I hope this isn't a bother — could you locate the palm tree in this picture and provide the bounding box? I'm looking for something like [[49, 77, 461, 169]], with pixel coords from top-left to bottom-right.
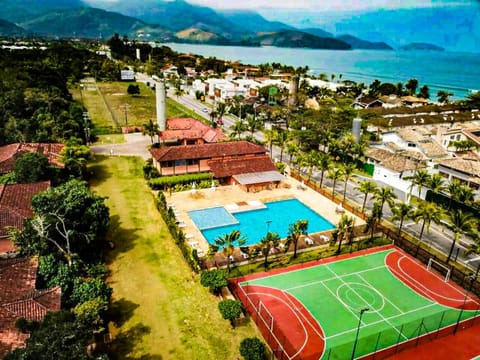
[[412, 201, 444, 253], [317, 153, 332, 188], [391, 202, 413, 235], [245, 114, 262, 136], [263, 128, 278, 159], [275, 130, 289, 162], [209, 109, 218, 125], [214, 230, 247, 272], [413, 169, 430, 197], [445, 209, 478, 263], [286, 141, 299, 164], [216, 101, 228, 124], [230, 119, 246, 139], [256, 232, 281, 270], [285, 220, 309, 258], [427, 174, 445, 193], [341, 163, 356, 203], [174, 87, 184, 98], [328, 168, 344, 197], [357, 180, 378, 213], [298, 150, 318, 182], [336, 214, 354, 254], [142, 119, 159, 144], [374, 186, 397, 221]]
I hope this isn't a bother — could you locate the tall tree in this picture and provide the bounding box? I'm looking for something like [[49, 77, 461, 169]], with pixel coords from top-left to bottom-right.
[[275, 130, 289, 162], [262, 128, 278, 159], [374, 186, 397, 222], [336, 214, 354, 254], [427, 173, 445, 193], [214, 230, 246, 273], [317, 153, 332, 188], [328, 168, 344, 197], [341, 163, 356, 203], [357, 180, 378, 213], [437, 90, 453, 104], [256, 232, 280, 270], [405, 78, 419, 96], [413, 169, 430, 197], [391, 202, 413, 235], [412, 201, 444, 252], [142, 119, 159, 144], [445, 209, 477, 263], [285, 220, 309, 258], [418, 85, 430, 99], [13, 152, 50, 183]]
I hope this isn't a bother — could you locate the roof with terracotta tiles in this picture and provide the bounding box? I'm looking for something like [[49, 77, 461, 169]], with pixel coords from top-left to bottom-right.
[[0, 143, 64, 174], [150, 141, 267, 162], [365, 148, 425, 173], [0, 257, 61, 357], [0, 181, 50, 238], [159, 118, 226, 143], [207, 155, 277, 178]]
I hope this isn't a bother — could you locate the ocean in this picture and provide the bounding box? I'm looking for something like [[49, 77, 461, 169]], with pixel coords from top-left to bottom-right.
[[163, 43, 480, 100]]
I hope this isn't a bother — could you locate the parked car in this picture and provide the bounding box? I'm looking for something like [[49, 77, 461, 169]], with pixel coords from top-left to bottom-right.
[[202, 107, 209, 112], [216, 119, 224, 125]]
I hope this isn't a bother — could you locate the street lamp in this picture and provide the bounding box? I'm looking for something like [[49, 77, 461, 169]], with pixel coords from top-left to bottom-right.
[[351, 308, 369, 360], [266, 220, 272, 233]]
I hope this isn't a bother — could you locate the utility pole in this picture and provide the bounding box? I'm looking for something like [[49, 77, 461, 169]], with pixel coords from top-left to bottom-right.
[[122, 103, 130, 133], [82, 112, 90, 145]]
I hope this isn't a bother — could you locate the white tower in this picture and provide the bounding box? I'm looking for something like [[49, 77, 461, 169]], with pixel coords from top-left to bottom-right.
[[352, 117, 362, 143], [156, 80, 166, 131]]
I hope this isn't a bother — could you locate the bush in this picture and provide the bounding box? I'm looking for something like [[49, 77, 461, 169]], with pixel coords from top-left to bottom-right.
[[149, 173, 214, 190], [240, 337, 267, 360], [218, 299, 243, 327], [200, 269, 227, 295]]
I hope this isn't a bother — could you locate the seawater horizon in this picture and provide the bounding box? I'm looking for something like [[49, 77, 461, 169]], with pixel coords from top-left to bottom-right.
[[162, 43, 480, 100]]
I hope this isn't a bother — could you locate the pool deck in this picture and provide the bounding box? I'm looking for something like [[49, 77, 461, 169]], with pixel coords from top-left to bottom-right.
[[167, 175, 365, 256]]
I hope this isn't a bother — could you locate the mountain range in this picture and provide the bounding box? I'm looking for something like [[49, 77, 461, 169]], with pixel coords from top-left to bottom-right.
[[0, 0, 475, 52]]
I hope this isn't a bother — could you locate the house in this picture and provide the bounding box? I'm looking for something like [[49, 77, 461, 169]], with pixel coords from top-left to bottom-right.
[[0, 181, 50, 253], [150, 141, 283, 191], [159, 118, 226, 146], [396, 128, 448, 159], [0, 143, 64, 175], [379, 95, 403, 108], [161, 64, 178, 78], [400, 96, 429, 107], [352, 96, 384, 109], [365, 147, 426, 200], [0, 257, 61, 357], [438, 158, 480, 193]]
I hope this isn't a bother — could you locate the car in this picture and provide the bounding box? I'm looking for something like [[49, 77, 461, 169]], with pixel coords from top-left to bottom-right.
[[216, 119, 224, 125], [202, 107, 209, 113]]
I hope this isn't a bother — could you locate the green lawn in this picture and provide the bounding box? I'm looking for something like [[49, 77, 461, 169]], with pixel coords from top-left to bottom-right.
[[89, 156, 259, 360], [72, 81, 210, 135]]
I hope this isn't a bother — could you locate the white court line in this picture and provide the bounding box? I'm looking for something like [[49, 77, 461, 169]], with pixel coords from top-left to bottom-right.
[[247, 291, 308, 360], [356, 273, 405, 314], [326, 303, 437, 340], [285, 265, 386, 292], [240, 248, 393, 286], [395, 254, 480, 305], [324, 265, 409, 341]]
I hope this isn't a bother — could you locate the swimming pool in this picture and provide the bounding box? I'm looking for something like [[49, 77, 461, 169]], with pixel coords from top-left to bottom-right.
[[188, 198, 335, 246]]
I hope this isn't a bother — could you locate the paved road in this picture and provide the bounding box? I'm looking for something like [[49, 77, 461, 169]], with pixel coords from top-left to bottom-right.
[[162, 83, 480, 272]]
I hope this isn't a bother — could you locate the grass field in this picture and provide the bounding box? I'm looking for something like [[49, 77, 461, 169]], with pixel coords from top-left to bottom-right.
[[236, 247, 480, 359], [72, 81, 209, 135], [89, 156, 260, 359]]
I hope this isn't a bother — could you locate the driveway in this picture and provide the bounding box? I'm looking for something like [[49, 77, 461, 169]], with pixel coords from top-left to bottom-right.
[[90, 133, 151, 159]]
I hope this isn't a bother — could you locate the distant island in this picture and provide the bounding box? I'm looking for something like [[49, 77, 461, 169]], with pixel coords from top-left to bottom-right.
[[398, 42, 445, 51]]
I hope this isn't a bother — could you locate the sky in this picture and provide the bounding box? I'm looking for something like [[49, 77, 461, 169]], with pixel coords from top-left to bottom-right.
[[185, 0, 472, 11], [90, 0, 474, 11]]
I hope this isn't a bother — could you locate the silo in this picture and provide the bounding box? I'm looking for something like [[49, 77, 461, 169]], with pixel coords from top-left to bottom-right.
[[156, 80, 166, 131], [352, 117, 362, 143]]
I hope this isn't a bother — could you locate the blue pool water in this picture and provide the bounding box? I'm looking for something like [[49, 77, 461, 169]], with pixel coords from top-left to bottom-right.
[[188, 207, 238, 230], [190, 198, 335, 246]]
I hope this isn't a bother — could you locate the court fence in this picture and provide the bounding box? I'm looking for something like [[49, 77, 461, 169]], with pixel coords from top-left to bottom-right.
[[232, 281, 480, 360]]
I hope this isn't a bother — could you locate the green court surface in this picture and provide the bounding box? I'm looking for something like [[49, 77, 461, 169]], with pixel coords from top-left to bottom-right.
[[240, 249, 479, 359]]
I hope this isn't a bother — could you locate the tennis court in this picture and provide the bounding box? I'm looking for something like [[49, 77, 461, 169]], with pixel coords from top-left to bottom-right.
[[232, 246, 480, 359]]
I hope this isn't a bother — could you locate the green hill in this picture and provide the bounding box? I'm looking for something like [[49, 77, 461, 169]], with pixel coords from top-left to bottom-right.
[[0, 18, 27, 36], [256, 30, 351, 50], [337, 35, 392, 50], [19, 7, 172, 39]]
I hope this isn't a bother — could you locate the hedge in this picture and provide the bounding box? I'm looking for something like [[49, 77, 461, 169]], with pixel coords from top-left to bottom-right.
[[149, 172, 216, 191]]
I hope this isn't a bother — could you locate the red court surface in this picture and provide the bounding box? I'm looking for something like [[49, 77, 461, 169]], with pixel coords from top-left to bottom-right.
[[232, 245, 480, 360]]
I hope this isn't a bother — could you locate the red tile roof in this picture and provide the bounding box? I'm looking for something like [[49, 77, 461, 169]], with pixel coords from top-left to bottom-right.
[[0, 143, 65, 174], [208, 155, 277, 178], [0, 181, 50, 238], [159, 118, 226, 143], [0, 257, 61, 357], [150, 141, 267, 162]]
